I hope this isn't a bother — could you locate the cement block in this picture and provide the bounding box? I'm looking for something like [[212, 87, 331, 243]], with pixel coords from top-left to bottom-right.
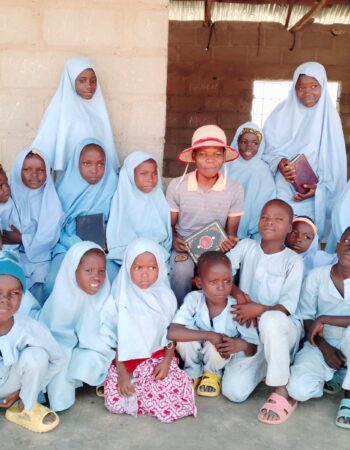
[[0, 7, 38, 45]]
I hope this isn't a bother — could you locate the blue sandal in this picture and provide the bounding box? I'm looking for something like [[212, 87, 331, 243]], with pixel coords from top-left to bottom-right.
[[324, 368, 346, 395], [335, 398, 350, 429]]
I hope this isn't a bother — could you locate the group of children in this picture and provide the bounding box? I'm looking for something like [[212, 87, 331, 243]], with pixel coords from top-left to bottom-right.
[[1, 57, 350, 433]]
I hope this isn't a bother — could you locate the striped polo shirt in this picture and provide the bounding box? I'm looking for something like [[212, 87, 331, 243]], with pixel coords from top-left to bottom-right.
[[166, 170, 244, 238]]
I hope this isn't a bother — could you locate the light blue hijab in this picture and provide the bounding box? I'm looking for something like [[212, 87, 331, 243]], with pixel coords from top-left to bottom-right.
[[263, 62, 347, 240], [224, 122, 276, 240], [326, 180, 350, 253], [9, 149, 64, 287], [54, 137, 118, 255], [106, 151, 172, 264]]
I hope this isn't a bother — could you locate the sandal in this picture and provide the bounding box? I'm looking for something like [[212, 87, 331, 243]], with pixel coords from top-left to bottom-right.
[[96, 383, 105, 397], [257, 392, 298, 425], [192, 377, 201, 390], [324, 368, 346, 395], [5, 402, 59, 433], [196, 371, 221, 397], [335, 398, 350, 429]]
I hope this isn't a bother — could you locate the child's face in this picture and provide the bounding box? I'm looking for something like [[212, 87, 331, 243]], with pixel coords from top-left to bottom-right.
[[286, 221, 315, 254], [130, 251, 159, 289], [75, 68, 97, 100], [75, 250, 106, 295], [0, 275, 22, 323], [258, 202, 292, 242], [295, 75, 321, 108], [195, 261, 232, 305], [21, 154, 47, 189], [134, 159, 158, 193], [193, 146, 225, 178], [336, 229, 350, 269], [238, 132, 260, 160], [0, 171, 10, 203], [79, 144, 106, 185]]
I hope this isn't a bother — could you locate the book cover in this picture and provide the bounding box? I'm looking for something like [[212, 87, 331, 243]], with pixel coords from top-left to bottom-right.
[[185, 220, 228, 264], [76, 213, 106, 249], [289, 153, 318, 194]]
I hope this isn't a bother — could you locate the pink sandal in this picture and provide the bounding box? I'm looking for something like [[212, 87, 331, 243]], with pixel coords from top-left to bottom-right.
[[257, 392, 298, 425]]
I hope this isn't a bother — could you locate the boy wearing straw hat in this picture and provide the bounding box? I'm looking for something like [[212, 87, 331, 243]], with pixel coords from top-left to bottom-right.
[[166, 125, 244, 305]]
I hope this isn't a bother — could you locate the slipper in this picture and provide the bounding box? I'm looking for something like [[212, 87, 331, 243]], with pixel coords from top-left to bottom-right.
[[335, 398, 350, 429], [96, 383, 105, 397], [192, 377, 201, 390], [5, 402, 59, 433], [196, 371, 221, 397], [257, 392, 298, 425], [324, 368, 346, 395]]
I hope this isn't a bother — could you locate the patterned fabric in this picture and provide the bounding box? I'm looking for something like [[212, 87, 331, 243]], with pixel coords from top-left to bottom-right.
[[104, 356, 196, 423]]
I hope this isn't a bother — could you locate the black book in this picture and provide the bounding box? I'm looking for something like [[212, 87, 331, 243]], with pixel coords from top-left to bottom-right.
[[76, 213, 105, 248], [185, 221, 228, 264]]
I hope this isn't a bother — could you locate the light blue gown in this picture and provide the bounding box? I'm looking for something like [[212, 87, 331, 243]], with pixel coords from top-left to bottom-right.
[[225, 122, 276, 240], [326, 181, 350, 253]]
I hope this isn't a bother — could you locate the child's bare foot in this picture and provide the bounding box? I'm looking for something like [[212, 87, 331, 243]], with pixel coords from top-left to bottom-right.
[[258, 386, 297, 424]]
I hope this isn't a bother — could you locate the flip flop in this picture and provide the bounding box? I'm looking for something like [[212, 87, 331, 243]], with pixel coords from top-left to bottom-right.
[[96, 383, 105, 397], [257, 392, 298, 425], [324, 368, 346, 395], [192, 377, 201, 390], [335, 398, 350, 429], [196, 371, 221, 397], [5, 402, 59, 433]]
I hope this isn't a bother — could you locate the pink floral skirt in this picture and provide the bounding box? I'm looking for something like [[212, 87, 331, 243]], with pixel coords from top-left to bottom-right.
[[104, 356, 197, 423]]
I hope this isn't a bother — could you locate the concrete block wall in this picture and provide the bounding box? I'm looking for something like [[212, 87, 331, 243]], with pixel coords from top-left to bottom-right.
[[165, 21, 350, 177], [0, 0, 169, 171]]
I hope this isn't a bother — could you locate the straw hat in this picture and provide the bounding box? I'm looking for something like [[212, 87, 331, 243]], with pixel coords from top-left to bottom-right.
[[177, 125, 239, 164]]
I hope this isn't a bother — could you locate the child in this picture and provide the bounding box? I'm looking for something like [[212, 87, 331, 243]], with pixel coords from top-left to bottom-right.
[[326, 180, 350, 253], [31, 56, 119, 172], [263, 62, 347, 240], [0, 164, 20, 255], [287, 227, 350, 429], [5, 150, 64, 302], [166, 125, 244, 304], [286, 216, 337, 277], [43, 137, 118, 299], [104, 238, 196, 423], [227, 199, 304, 424], [40, 241, 115, 412], [225, 122, 275, 240], [0, 252, 63, 432], [106, 151, 172, 265], [168, 251, 259, 398]]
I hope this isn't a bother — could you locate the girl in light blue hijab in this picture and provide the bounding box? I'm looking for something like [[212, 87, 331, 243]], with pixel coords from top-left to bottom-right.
[[106, 151, 172, 265], [224, 122, 275, 240], [43, 138, 118, 300], [326, 180, 350, 254]]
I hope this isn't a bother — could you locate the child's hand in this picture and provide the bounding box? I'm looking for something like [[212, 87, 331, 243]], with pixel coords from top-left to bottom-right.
[[208, 331, 223, 346], [173, 234, 188, 254], [307, 317, 324, 346], [118, 373, 135, 397], [0, 390, 20, 408], [232, 289, 251, 305], [294, 184, 317, 202], [232, 302, 264, 325], [219, 235, 238, 253], [318, 339, 346, 370], [278, 158, 296, 183], [215, 336, 240, 359], [2, 225, 22, 245], [153, 360, 171, 380]]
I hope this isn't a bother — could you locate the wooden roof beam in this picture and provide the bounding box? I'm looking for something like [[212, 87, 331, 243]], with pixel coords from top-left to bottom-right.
[[289, 0, 328, 32]]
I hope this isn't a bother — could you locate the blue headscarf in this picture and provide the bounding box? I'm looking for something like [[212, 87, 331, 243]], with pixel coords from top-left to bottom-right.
[[54, 137, 118, 255], [224, 122, 276, 240], [106, 151, 171, 264], [263, 62, 347, 240], [9, 149, 64, 287]]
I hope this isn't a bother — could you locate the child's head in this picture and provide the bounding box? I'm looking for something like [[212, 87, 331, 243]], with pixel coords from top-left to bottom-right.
[[134, 158, 158, 193], [130, 251, 159, 289], [79, 144, 106, 185], [75, 248, 106, 295], [259, 199, 293, 243], [0, 254, 26, 324], [336, 227, 350, 269], [21, 151, 47, 189], [286, 216, 316, 254], [75, 68, 97, 100], [195, 251, 232, 304], [237, 127, 262, 161], [295, 74, 321, 108], [177, 125, 239, 175], [0, 165, 10, 203]]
